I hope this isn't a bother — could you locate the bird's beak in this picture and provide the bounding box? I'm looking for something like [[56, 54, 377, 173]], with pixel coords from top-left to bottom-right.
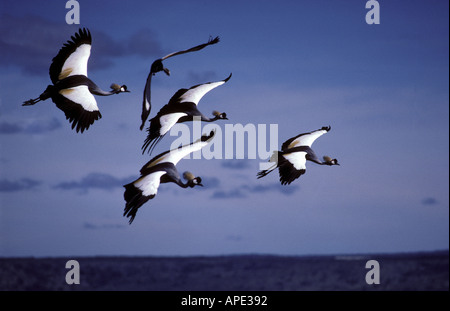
[[198, 183, 204, 187], [163, 68, 171, 76]]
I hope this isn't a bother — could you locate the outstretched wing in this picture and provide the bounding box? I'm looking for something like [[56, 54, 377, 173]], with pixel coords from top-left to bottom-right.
[[278, 151, 308, 185], [49, 28, 92, 84], [170, 73, 232, 106], [161, 36, 220, 60], [123, 168, 166, 224], [139, 36, 220, 131], [140, 72, 153, 130], [281, 126, 330, 151], [141, 130, 216, 174], [52, 85, 101, 133]]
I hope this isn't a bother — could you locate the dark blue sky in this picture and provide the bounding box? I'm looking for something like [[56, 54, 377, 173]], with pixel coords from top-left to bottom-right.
[[0, 0, 448, 257]]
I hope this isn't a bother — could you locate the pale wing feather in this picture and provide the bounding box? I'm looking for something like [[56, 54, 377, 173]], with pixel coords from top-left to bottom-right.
[[143, 74, 151, 111], [287, 129, 328, 148], [283, 152, 307, 171], [59, 85, 98, 112], [159, 112, 187, 136], [134, 171, 166, 197], [178, 80, 226, 105], [58, 44, 91, 80], [154, 135, 213, 166]]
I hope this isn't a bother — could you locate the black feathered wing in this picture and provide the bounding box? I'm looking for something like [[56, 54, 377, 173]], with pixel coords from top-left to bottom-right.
[[49, 28, 92, 84], [160, 36, 220, 60], [281, 126, 330, 151], [139, 36, 220, 131], [52, 85, 101, 133], [140, 73, 152, 130]]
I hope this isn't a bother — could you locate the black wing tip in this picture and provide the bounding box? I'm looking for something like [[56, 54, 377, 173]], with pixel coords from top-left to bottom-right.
[[200, 130, 215, 142], [208, 36, 220, 44], [321, 125, 331, 132], [49, 28, 91, 83], [142, 134, 164, 155], [70, 110, 101, 133], [123, 183, 153, 225], [123, 183, 142, 225], [70, 27, 92, 45], [279, 170, 304, 185], [223, 73, 232, 82]]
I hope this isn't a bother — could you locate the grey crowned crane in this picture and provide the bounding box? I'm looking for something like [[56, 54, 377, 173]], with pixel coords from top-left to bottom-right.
[[123, 130, 216, 224], [23, 28, 129, 133], [140, 36, 220, 130], [141, 73, 231, 154], [257, 126, 339, 185]]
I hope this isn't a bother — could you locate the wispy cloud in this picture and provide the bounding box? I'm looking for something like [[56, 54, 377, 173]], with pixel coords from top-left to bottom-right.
[[0, 14, 163, 74], [83, 222, 125, 230], [125, 28, 163, 57], [54, 172, 132, 193], [221, 159, 252, 170], [0, 118, 62, 135], [211, 188, 246, 199], [421, 197, 439, 206], [210, 181, 299, 199], [0, 121, 22, 134], [226, 235, 243, 242], [186, 70, 218, 84], [243, 183, 300, 195], [196, 176, 221, 190], [0, 178, 42, 192]]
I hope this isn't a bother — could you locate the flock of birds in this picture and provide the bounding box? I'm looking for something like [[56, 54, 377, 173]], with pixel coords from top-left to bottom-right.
[[24, 28, 339, 224]]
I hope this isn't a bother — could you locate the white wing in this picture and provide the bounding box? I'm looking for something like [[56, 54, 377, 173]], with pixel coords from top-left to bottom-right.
[[284, 127, 330, 149], [145, 131, 215, 169], [159, 112, 188, 136], [58, 44, 91, 80], [134, 171, 166, 197], [50, 29, 93, 83], [59, 85, 98, 112], [177, 73, 232, 106], [283, 152, 307, 171]]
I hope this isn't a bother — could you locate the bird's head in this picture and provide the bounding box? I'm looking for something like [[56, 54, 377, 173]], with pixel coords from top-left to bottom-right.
[[323, 156, 340, 166], [212, 110, 228, 120], [183, 171, 203, 187], [151, 59, 170, 76], [110, 84, 130, 93]]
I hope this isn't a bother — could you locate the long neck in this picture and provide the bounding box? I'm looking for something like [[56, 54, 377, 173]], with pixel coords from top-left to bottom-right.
[[87, 80, 117, 96], [201, 115, 220, 122], [312, 159, 325, 165], [302, 148, 324, 165], [173, 177, 189, 188], [179, 113, 218, 123], [162, 166, 190, 188]]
